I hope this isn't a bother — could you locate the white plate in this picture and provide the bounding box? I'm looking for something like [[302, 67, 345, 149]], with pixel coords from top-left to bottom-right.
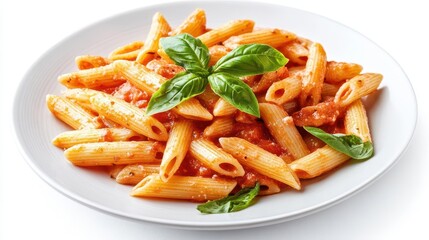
[[13, 1, 417, 230]]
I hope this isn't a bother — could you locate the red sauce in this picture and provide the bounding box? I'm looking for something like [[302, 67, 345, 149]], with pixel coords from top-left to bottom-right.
[[112, 81, 150, 108], [176, 156, 215, 178]]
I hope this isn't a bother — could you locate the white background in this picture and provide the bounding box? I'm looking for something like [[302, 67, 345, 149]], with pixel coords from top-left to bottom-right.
[[1, 0, 427, 239]]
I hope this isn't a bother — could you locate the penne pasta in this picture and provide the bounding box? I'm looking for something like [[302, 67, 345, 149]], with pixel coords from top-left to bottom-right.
[[156, 48, 174, 64], [223, 28, 296, 50], [212, 98, 237, 116], [252, 66, 288, 93], [288, 66, 306, 78], [64, 141, 164, 166], [109, 165, 125, 179], [219, 137, 301, 190], [344, 99, 372, 142], [172, 98, 213, 121], [113, 60, 166, 95], [321, 82, 342, 97], [46, 95, 102, 130], [52, 128, 145, 149], [325, 61, 363, 83], [259, 103, 310, 159], [278, 40, 309, 65], [189, 139, 245, 177], [299, 42, 327, 107], [136, 12, 171, 65], [196, 86, 220, 109], [198, 19, 255, 47], [160, 120, 193, 182], [88, 91, 169, 141], [203, 117, 234, 138], [75, 55, 111, 70], [265, 75, 302, 105], [108, 41, 144, 61], [208, 45, 230, 66], [116, 164, 160, 185], [58, 64, 126, 89], [258, 178, 281, 196], [170, 8, 206, 37], [289, 145, 350, 179], [62, 88, 99, 113], [131, 174, 237, 201], [334, 73, 383, 108]]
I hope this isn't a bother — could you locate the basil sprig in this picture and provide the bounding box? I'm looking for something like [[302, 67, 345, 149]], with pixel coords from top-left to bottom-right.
[[197, 182, 260, 214], [146, 34, 288, 117], [303, 126, 374, 160]]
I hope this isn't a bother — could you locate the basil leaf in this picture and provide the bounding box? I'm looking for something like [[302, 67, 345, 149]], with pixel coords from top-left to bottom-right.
[[212, 44, 288, 77], [146, 72, 207, 115], [197, 183, 260, 214], [160, 34, 210, 76], [208, 72, 260, 117], [303, 126, 374, 160]]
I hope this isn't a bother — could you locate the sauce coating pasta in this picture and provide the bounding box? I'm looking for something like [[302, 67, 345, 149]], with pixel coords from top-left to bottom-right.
[[47, 9, 382, 210]]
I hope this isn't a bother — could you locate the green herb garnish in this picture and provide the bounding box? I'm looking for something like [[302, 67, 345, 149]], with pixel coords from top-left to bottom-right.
[[303, 126, 374, 160], [146, 34, 288, 117], [197, 182, 260, 214]]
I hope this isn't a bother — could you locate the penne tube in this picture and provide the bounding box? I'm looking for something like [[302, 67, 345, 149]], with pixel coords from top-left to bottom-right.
[[170, 8, 206, 37], [296, 37, 313, 48], [203, 117, 234, 138], [131, 174, 237, 201], [145, 58, 185, 79], [208, 45, 230, 66], [136, 12, 171, 65], [223, 28, 296, 50], [108, 41, 144, 61], [325, 61, 363, 83], [258, 178, 281, 196], [299, 42, 327, 107], [334, 73, 383, 108], [259, 103, 310, 159], [289, 145, 350, 179], [198, 19, 255, 47], [116, 164, 160, 185], [156, 48, 174, 64], [288, 66, 306, 78], [113, 60, 166, 95], [52, 128, 145, 149], [235, 111, 257, 124], [160, 120, 193, 182], [344, 99, 372, 142], [62, 88, 100, 113], [219, 137, 301, 190], [212, 98, 237, 116], [265, 75, 302, 105], [172, 98, 213, 121], [283, 100, 299, 114], [278, 41, 309, 66], [109, 165, 125, 179], [252, 66, 288, 93], [89, 91, 169, 141], [189, 139, 245, 177], [58, 64, 125, 89], [75, 55, 111, 70], [196, 86, 220, 109], [46, 95, 102, 130], [64, 141, 164, 166], [321, 82, 342, 97]]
